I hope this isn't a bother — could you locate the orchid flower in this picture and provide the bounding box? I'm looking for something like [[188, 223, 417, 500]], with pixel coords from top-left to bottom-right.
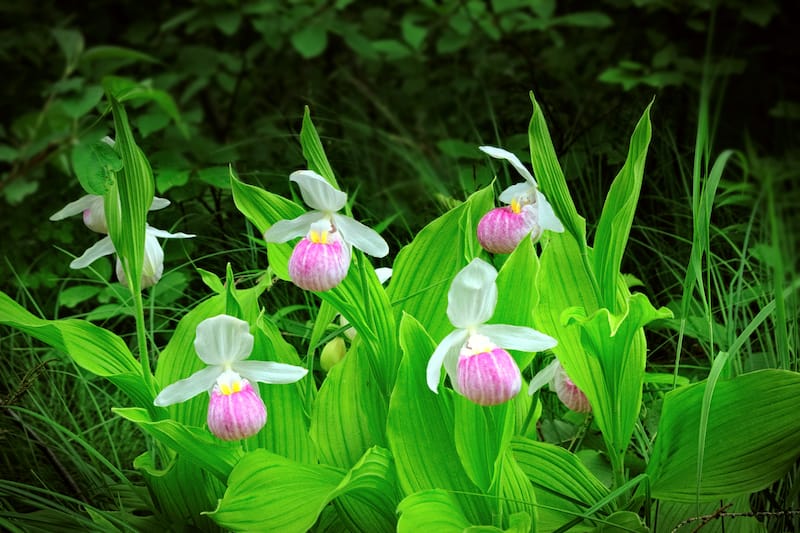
[[154, 314, 308, 441], [69, 225, 194, 288], [477, 146, 564, 254], [263, 170, 389, 291], [426, 258, 557, 405], [50, 195, 171, 234], [529, 358, 591, 413]]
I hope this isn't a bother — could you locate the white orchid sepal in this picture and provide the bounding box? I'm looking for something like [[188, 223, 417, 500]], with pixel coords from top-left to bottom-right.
[[50, 194, 171, 234]]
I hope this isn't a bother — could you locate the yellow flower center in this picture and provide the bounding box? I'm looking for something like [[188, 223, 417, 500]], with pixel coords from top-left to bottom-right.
[[310, 228, 329, 244], [510, 198, 522, 214], [219, 380, 243, 395]]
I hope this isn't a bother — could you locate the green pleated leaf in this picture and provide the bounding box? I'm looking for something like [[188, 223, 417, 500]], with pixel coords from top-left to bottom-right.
[[498, 450, 538, 528], [493, 237, 540, 369], [397, 490, 474, 532], [0, 291, 151, 408], [133, 451, 223, 530], [103, 95, 155, 297], [453, 397, 513, 492], [654, 496, 764, 533], [113, 407, 243, 483], [528, 91, 586, 247], [309, 340, 388, 469], [592, 100, 653, 312], [511, 436, 610, 530], [300, 107, 338, 187], [208, 447, 397, 532], [647, 369, 800, 502], [562, 292, 672, 471], [387, 313, 491, 523], [230, 169, 302, 281], [386, 185, 494, 343]]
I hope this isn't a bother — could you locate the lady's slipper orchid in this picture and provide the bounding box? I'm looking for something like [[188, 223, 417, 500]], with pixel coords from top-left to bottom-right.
[[50, 195, 170, 234], [528, 358, 591, 413], [263, 170, 389, 291], [69, 225, 194, 289], [426, 258, 557, 405], [477, 146, 564, 253], [154, 314, 308, 441]]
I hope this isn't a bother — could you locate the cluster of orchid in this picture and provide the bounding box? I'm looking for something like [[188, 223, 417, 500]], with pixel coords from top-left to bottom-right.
[[52, 143, 588, 442]]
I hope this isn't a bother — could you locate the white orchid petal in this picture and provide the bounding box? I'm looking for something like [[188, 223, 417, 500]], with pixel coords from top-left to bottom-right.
[[527, 359, 560, 395], [426, 329, 469, 393], [50, 195, 99, 220], [194, 315, 254, 365], [153, 365, 222, 406], [376, 267, 393, 284], [69, 236, 115, 269], [264, 211, 324, 243], [498, 182, 535, 205], [477, 323, 557, 352], [447, 259, 498, 329], [290, 170, 347, 212], [146, 226, 195, 239], [149, 197, 171, 211], [332, 214, 389, 258], [233, 360, 308, 384], [535, 191, 564, 233], [479, 145, 537, 185]]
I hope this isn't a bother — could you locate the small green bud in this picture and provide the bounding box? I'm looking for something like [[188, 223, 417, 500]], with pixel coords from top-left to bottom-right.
[[320, 337, 347, 372]]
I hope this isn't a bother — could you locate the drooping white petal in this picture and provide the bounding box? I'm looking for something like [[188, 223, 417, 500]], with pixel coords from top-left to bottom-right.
[[290, 170, 347, 213], [234, 360, 308, 384], [479, 146, 537, 185], [146, 225, 196, 239], [527, 359, 560, 395], [50, 195, 99, 220], [477, 323, 557, 352], [264, 211, 324, 243], [498, 182, 534, 205], [149, 197, 171, 211], [332, 214, 389, 258], [535, 191, 564, 233], [141, 233, 165, 288], [376, 267, 393, 284], [194, 315, 254, 365], [446, 259, 498, 329], [426, 328, 469, 393], [153, 365, 222, 406], [69, 236, 116, 269]]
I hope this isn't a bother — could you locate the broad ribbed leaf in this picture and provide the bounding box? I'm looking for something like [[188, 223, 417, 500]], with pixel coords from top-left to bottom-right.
[[300, 107, 338, 187], [654, 496, 764, 533], [113, 407, 243, 482], [309, 340, 388, 469], [0, 291, 150, 408], [563, 292, 672, 478], [592, 101, 653, 312], [527, 91, 586, 247], [209, 447, 397, 532], [647, 369, 800, 502], [386, 185, 494, 343], [498, 450, 538, 528], [387, 314, 491, 523], [512, 436, 610, 530], [103, 95, 154, 296], [133, 451, 223, 530], [397, 490, 475, 532], [493, 237, 540, 369], [453, 398, 512, 492]]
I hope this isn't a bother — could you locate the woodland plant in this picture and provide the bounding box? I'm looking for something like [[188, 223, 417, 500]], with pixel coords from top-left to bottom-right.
[[1, 85, 799, 533]]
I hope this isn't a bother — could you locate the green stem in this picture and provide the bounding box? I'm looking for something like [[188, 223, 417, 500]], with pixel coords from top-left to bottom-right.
[[132, 289, 155, 399]]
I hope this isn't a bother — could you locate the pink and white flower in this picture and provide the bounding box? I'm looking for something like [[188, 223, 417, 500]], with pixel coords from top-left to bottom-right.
[[263, 170, 388, 291], [69, 225, 194, 289], [528, 358, 591, 413], [477, 146, 564, 253], [154, 315, 308, 441], [426, 258, 557, 406], [50, 194, 170, 234]]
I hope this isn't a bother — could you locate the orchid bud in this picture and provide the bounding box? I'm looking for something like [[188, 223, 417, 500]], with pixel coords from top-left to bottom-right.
[[320, 337, 347, 372]]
